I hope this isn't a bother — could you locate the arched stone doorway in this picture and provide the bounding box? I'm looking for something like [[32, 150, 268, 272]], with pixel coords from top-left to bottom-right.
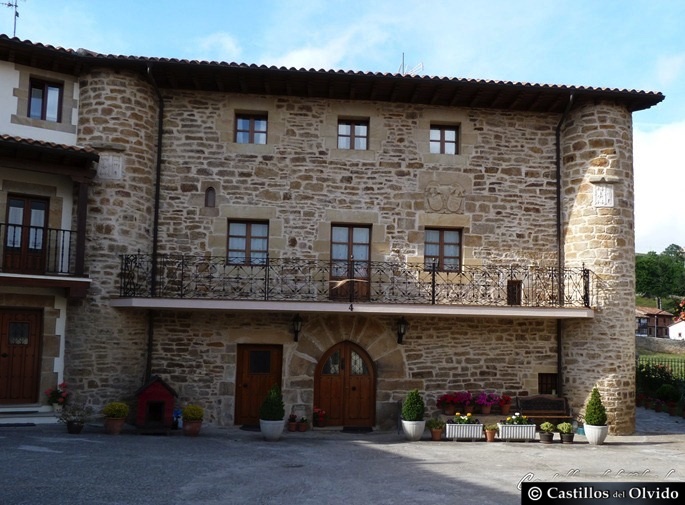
[[314, 340, 375, 427]]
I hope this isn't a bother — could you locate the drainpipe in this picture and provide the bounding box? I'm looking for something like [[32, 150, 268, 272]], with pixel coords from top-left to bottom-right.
[[555, 93, 574, 396], [145, 64, 165, 382]]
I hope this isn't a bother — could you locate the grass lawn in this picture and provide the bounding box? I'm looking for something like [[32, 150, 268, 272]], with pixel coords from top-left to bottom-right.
[[638, 351, 685, 360]]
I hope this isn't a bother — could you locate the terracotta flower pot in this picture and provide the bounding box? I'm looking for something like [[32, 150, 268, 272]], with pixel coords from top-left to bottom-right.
[[430, 428, 443, 441], [485, 429, 497, 442], [480, 404, 492, 415], [287, 422, 297, 432], [104, 417, 126, 435], [183, 420, 202, 437], [500, 404, 511, 415]]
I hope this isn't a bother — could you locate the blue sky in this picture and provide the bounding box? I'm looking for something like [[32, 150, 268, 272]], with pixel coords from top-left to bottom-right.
[[3, 0, 684, 253]]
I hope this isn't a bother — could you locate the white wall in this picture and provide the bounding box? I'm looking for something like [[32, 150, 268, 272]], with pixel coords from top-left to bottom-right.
[[668, 321, 685, 340]]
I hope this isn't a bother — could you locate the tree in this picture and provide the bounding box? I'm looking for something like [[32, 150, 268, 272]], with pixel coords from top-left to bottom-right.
[[635, 244, 685, 303]]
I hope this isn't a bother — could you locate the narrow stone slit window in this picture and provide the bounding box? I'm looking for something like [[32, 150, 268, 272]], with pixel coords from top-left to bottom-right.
[[204, 187, 216, 208]]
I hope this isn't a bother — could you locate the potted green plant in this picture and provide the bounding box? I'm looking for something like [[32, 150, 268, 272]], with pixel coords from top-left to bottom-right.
[[538, 421, 556, 444], [259, 385, 285, 441], [102, 401, 129, 435], [426, 417, 445, 441], [400, 389, 425, 441], [583, 387, 608, 445], [655, 384, 681, 414], [557, 422, 575, 444], [182, 404, 204, 436], [58, 403, 94, 434], [484, 423, 499, 442]]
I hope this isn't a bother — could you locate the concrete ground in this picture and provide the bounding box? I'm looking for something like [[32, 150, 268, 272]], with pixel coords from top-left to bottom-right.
[[0, 408, 683, 505]]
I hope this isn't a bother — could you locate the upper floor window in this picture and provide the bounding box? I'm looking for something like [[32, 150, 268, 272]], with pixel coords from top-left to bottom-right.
[[424, 228, 461, 272], [28, 79, 62, 122], [235, 114, 267, 144], [429, 124, 459, 154], [227, 220, 268, 265], [337, 119, 369, 150]]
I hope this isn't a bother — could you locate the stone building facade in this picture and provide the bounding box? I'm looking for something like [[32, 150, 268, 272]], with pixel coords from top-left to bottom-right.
[[0, 35, 663, 433]]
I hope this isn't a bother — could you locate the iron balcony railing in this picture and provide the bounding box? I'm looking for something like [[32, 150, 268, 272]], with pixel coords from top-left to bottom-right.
[[119, 254, 597, 308], [0, 222, 77, 275]]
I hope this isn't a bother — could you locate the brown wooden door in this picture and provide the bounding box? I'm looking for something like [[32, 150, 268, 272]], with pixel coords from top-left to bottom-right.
[[0, 309, 42, 404], [330, 225, 370, 301], [315, 341, 375, 427], [235, 344, 283, 425], [4, 196, 48, 274]]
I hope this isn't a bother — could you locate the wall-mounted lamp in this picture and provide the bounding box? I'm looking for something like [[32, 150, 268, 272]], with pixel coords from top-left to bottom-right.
[[292, 313, 303, 342], [397, 316, 408, 344]]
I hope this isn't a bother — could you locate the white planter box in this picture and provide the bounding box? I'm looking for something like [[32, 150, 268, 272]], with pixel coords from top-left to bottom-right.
[[497, 423, 536, 441], [445, 423, 483, 441]]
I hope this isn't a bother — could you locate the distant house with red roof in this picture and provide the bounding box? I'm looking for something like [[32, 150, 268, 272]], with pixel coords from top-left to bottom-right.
[[635, 306, 673, 338]]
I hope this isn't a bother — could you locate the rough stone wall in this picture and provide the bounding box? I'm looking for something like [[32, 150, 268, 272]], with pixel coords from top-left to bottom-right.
[[561, 101, 635, 434], [66, 68, 159, 405], [157, 92, 560, 266], [636, 336, 685, 355], [150, 311, 557, 427]]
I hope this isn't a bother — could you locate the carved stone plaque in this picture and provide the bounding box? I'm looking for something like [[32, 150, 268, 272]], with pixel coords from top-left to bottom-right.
[[97, 153, 124, 180], [593, 183, 614, 208]]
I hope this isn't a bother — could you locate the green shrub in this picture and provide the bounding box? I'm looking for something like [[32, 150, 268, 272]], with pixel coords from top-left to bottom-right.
[[556, 422, 573, 434], [655, 384, 681, 403], [401, 389, 425, 421], [584, 387, 607, 426], [259, 385, 285, 421], [102, 402, 129, 418], [636, 362, 679, 395], [539, 421, 556, 433], [182, 404, 204, 421], [426, 418, 445, 429]]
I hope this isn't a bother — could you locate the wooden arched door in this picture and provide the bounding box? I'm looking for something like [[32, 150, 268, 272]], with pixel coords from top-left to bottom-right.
[[315, 341, 375, 427]]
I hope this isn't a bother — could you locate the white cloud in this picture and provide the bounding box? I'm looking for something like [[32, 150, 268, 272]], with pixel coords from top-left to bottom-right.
[[634, 121, 685, 253], [655, 54, 685, 88], [193, 33, 242, 62]]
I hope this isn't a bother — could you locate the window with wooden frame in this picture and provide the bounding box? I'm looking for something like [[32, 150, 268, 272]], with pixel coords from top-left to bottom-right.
[[538, 373, 558, 395], [28, 78, 63, 122], [424, 228, 462, 272], [227, 221, 269, 265], [429, 124, 459, 154], [235, 114, 268, 144], [337, 119, 369, 150]]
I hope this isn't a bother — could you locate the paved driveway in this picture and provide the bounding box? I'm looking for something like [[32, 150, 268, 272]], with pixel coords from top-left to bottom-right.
[[0, 408, 684, 505]]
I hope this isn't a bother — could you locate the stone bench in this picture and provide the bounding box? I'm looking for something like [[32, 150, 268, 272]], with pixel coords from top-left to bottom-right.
[[515, 395, 573, 426]]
